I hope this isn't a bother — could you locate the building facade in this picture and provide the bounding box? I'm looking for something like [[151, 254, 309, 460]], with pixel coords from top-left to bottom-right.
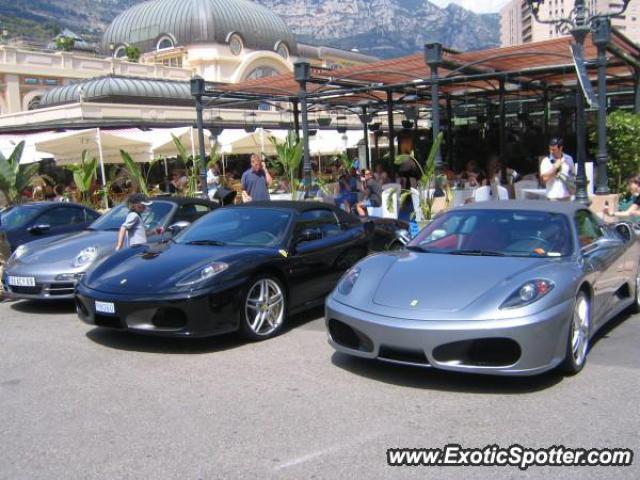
[[500, 0, 640, 46], [0, 0, 376, 117]]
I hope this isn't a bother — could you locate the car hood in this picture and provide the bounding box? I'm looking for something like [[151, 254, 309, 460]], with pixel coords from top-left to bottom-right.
[[334, 251, 572, 320], [85, 243, 277, 295], [15, 230, 117, 267]]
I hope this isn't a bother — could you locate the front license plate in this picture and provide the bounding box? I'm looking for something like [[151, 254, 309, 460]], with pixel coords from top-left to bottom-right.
[[8, 276, 36, 287], [95, 301, 116, 315]]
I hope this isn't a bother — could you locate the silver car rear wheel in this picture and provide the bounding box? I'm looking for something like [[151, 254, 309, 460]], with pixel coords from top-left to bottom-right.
[[241, 277, 285, 340]]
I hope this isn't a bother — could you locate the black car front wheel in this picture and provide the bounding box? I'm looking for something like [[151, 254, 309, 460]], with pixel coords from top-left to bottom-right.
[[240, 275, 287, 341]]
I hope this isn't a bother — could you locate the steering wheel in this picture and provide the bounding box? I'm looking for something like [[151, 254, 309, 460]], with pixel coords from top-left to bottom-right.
[[525, 236, 551, 250]]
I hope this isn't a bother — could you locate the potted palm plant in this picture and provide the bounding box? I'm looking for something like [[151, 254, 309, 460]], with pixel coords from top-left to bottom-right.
[[396, 132, 445, 227], [0, 141, 49, 206], [65, 150, 98, 206], [269, 131, 303, 200]]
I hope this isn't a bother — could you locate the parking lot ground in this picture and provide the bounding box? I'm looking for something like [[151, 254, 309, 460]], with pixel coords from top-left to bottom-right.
[[0, 299, 638, 479]]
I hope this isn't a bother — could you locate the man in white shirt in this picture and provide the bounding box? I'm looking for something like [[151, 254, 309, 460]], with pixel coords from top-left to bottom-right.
[[539, 137, 575, 201], [206, 162, 221, 201]]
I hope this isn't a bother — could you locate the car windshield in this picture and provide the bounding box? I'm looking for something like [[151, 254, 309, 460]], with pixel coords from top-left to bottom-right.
[[0, 205, 42, 230], [408, 209, 573, 257], [89, 202, 173, 231], [176, 208, 292, 247]]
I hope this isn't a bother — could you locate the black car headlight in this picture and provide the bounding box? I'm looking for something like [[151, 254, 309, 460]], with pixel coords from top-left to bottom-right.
[[337, 267, 361, 296], [176, 262, 228, 287], [500, 280, 554, 309]]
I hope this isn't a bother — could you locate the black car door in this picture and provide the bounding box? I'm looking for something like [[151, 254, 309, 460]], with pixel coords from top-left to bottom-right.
[[288, 208, 367, 309]]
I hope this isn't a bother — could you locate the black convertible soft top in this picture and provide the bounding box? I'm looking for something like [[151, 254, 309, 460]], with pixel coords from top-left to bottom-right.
[[232, 200, 337, 214]]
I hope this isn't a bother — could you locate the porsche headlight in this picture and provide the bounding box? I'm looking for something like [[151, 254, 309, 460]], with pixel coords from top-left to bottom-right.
[[8, 245, 28, 264], [73, 246, 99, 268], [176, 262, 228, 287], [500, 280, 554, 309], [337, 267, 361, 296]]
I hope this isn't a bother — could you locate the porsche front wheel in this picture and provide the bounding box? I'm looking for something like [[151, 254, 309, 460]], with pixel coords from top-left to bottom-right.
[[561, 291, 590, 375], [240, 276, 286, 341]]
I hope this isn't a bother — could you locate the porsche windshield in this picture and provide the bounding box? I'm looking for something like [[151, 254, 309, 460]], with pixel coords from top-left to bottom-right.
[[176, 208, 292, 247], [89, 202, 173, 231], [409, 209, 573, 257]]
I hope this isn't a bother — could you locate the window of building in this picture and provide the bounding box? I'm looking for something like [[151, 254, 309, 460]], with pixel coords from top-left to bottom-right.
[[275, 42, 289, 60], [24, 78, 39, 85], [114, 46, 127, 58], [245, 66, 279, 80], [157, 36, 175, 51], [27, 96, 42, 110], [44, 79, 58, 86], [229, 34, 243, 56]]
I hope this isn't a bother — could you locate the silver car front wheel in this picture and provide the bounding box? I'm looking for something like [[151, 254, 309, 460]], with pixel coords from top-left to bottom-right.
[[240, 276, 286, 340], [561, 291, 590, 375]]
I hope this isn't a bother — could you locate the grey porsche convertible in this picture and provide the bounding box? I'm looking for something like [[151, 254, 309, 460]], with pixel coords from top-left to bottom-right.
[[326, 201, 640, 376]]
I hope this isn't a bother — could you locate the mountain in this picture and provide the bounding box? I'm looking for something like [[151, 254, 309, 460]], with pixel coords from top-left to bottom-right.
[[0, 0, 500, 57]]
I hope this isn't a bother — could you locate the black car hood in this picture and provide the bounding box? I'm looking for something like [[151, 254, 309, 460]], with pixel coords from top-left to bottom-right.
[[85, 243, 279, 295]]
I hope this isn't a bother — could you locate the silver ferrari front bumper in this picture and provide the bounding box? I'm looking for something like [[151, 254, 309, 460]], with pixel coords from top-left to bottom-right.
[[325, 296, 574, 376]]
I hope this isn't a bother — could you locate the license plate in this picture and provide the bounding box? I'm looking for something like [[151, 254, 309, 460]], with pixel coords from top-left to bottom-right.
[[95, 301, 115, 315], [8, 276, 36, 287]]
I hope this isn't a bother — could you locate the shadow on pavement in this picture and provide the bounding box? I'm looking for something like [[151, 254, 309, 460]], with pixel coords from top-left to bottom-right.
[[331, 353, 564, 394], [9, 299, 76, 315], [85, 305, 326, 354], [589, 308, 634, 348]]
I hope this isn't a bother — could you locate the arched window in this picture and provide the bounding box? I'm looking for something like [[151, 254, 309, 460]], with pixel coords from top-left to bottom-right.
[[28, 96, 42, 110], [228, 34, 243, 56], [245, 66, 280, 81], [275, 42, 289, 60], [113, 46, 127, 58], [157, 36, 175, 51]]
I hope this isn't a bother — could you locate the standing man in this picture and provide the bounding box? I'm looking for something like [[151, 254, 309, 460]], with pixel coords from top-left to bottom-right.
[[356, 170, 382, 217], [539, 137, 576, 201], [241, 153, 272, 202], [115, 193, 149, 250]]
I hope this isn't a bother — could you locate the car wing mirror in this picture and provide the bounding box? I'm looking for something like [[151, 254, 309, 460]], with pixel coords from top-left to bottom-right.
[[614, 223, 633, 242], [167, 221, 191, 235], [27, 224, 51, 234]]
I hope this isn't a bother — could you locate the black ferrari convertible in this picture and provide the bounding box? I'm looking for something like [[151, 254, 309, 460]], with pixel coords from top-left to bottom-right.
[[76, 202, 382, 339]]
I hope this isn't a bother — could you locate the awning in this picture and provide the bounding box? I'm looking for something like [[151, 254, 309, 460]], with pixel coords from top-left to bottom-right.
[[0, 133, 54, 164], [225, 129, 286, 156]]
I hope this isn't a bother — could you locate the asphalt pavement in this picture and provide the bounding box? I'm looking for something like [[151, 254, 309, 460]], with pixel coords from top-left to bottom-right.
[[0, 299, 638, 479]]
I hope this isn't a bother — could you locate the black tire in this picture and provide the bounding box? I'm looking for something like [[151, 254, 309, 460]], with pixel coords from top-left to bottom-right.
[[239, 275, 287, 341], [560, 291, 590, 375], [631, 267, 640, 314]]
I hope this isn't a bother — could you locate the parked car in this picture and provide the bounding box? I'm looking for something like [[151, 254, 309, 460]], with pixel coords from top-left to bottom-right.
[[2, 197, 216, 300], [326, 201, 640, 376], [76, 202, 385, 340], [0, 202, 100, 261]]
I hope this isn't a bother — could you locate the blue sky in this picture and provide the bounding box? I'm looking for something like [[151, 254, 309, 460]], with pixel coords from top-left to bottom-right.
[[430, 0, 511, 13]]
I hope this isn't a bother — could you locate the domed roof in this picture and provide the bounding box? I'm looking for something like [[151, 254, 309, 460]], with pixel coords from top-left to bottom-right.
[[102, 0, 297, 54]]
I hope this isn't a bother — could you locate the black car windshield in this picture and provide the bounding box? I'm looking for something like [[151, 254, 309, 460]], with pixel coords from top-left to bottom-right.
[[409, 209, 574, 257], [89, 202, 173, 231], [176, 208, 292, 247], [0, 205, 42, 230]]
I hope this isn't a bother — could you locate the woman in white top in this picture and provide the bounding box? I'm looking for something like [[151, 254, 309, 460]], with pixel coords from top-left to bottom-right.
[[207, 162, 221, 201]]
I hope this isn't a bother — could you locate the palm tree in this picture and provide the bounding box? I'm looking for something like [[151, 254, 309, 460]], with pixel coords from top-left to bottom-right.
[[269, 131, 303, 200], [396, 132, 444, 222], [171, 133, 201, 197], [0, 141, 41, 205], [120, 150, 160, 197], [65, 150, 97, 205]]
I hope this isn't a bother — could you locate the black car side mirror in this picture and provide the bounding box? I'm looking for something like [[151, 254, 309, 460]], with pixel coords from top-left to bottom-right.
[[27, 224, 51, 234], [614, 223, 633, 242], [167, 221, 191, 235], [296, 228, 322, 244]]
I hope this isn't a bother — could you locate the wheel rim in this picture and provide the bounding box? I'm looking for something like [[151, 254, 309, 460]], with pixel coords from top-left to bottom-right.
[[245, 279, 284, 336], [635, 270, 640, 307], [571, 295, 590, 366]]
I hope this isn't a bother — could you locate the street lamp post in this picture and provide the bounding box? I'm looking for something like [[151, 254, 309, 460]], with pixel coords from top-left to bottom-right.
[[424, 43, 443, 173], [294, 61, 312, 195], [526, 0, 631, 204], [190, 76, 209, 200]]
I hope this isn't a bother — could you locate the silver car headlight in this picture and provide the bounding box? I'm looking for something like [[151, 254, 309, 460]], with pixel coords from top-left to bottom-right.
[[8, 245, 28, 264], [176, 262, 228, 287], [500, 280, 554, 309], [337, 267, 361, 296], [73, 246, 99, 268]]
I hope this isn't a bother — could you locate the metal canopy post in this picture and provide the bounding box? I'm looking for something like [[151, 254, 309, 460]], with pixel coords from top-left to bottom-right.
[[294, 62, 312, 194], [542, 83, 550, 145], [191, 76, 208, 200], [359, 106, 371, 170], [635, 68, 640, 114], [425, 43, 443, 172], [572, 25, 590, 205], [386, 91, 395, 166], [593, 18, 611, 195], [292, 100, 301, 139], [446, 96, 454, 167], [94, 128, 108, 210], [499, 77, 507, 162]]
